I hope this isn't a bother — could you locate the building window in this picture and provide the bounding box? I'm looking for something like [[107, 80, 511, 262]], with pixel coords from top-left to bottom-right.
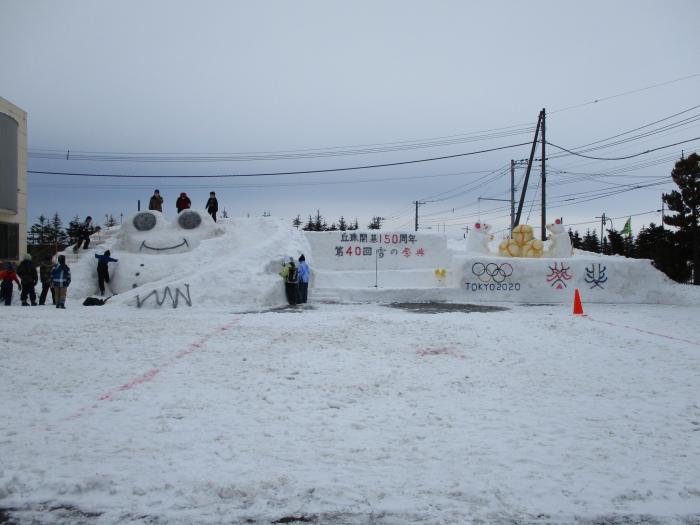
[[0, 221, 19, 260]]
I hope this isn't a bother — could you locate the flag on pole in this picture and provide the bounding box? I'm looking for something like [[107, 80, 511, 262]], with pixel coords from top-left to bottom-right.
[[621, 217, 632, 235]]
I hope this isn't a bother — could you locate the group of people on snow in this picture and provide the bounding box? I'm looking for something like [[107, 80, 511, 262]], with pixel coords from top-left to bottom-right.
[[1, 254, 73, 308], [150, 189, 219, 222], [279, 254, 310, 306]]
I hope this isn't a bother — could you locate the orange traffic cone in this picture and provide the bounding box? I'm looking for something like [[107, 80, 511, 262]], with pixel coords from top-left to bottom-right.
[[573, 288, 584, 315]]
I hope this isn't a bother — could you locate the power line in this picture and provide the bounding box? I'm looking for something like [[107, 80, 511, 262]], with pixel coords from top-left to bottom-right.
[[545, 137, 700, 161], [27, 141, 532, 179], [549, 73, 700, 114]]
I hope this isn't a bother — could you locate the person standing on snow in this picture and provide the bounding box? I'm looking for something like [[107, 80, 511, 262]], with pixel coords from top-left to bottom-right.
[[16, 254, 38, 306], [39, 256, 55, 305], [73, 216, 94, 252], [94, 250, 118, 296], [176, 192, 191, 213], [149, 189, 164, 212], [205, 191, 219, 222], [297, 254, 310, 304], [279, 256, 299, 305], [52, 254, 71, 309], [0, 261, 21, 306]]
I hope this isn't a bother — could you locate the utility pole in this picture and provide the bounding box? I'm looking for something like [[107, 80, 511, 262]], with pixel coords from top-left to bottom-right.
[[540, 108, 546, 241], [413, 201, 425, 232], [515, 110, 544, 227], [595, 213, 613, 254], [661, 199, 665, 227], [510, 160, 515, 235]]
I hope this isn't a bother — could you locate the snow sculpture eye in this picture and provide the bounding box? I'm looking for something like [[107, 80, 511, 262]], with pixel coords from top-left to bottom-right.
[[177, 210, 202, 230], [133, 212, 157, 231]]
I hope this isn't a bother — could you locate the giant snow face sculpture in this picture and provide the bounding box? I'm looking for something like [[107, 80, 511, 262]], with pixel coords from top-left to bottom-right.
[[116, 210, 221, 254]]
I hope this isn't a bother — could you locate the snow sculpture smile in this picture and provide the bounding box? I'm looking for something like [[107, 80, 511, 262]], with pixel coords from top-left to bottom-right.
[[116, 210, 220, 254]]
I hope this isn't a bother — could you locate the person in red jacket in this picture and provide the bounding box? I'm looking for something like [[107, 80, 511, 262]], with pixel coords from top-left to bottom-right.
[[0, 261, 21, 306], [176, 192, 191, 213]]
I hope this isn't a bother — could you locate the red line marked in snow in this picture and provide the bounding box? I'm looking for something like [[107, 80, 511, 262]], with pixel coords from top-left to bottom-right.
[[585, 316, 699, 347], [47, 315, 243, 430]]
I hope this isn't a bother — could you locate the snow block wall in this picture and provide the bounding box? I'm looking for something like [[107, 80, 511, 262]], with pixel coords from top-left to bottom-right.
[[305, 231, 454, 288], [456, 254, 690, 305], [305, 230, 695, 305]]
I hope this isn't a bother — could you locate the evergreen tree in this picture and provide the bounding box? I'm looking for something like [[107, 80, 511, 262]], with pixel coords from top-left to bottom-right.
[[292, 215, 302, 229], [49, 213, 69, 245], [367, 216, 384, 230], [337, 216, 347, 231], [312, 210, 325, 232], [66, 215, 83, 244], [349, 218, 359, 230], [606, 229, 626, 256], [568, 228, 583, 250], [104, 214, 118, 228], [302, 215, 314, 231], [327, 222, 338, 231], [581, 229, 600, 253], [28, 214, 50, 245], [662, 152, 699, 284], [635, 222, 690, 283]]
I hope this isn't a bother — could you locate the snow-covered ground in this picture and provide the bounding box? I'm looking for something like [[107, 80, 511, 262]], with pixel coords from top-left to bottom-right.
[[1, 300, 699, 524], [2, 215, 699, 523]]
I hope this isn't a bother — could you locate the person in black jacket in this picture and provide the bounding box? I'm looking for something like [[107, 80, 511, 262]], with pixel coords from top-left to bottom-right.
[[73, 216, 94, 252], [148, 189, 164, 212], [94, 250, 118, 296], [39, 256, 55, 305], [205, 191, 219, 222], [17, 254, 38, 306]]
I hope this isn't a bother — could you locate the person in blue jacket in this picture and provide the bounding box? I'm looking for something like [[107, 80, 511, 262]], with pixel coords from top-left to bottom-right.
[[95, 250, 118, 296], [297, 254, 310, 304], [52, 254, 71, 309]]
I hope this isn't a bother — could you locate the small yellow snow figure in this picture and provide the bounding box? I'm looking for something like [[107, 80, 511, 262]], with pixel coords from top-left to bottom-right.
[[434, 268, 447, 278], [511, 224, 534, 245], [521, 238, 544, 258]]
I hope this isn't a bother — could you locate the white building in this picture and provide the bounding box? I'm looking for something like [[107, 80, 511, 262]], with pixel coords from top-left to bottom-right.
[[0, 96, 27, 262]]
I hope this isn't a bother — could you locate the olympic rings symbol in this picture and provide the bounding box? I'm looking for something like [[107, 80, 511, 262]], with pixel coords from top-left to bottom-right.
[[471, 262, 513, 283]]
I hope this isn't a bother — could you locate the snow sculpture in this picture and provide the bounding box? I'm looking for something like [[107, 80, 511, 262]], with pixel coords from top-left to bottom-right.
[[545, 219, 573, 258], [115, 210, 221, 254], [466, 222, 494, 254], [497, 224, 542, 258]]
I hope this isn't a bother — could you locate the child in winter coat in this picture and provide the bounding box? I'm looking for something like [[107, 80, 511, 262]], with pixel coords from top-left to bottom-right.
[[149, 189, 164, 212], [51, 254, 71, 309], [0, 261, 21, 306], [176, 192, 191, 213], [16, 254, 38, 306], [95, 250, 118, 296], [279, 257, 299, 305], [205, 191, 219, 222], [39, 256, 55, 305], [73, 216, 94, 252], [297, 254, 310, 304]]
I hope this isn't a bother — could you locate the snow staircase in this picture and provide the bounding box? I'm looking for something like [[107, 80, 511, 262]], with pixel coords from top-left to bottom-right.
[[63, 227, 119, 263]]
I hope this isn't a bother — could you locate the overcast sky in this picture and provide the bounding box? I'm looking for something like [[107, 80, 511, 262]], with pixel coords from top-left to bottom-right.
[[1, 0, 698, 237]]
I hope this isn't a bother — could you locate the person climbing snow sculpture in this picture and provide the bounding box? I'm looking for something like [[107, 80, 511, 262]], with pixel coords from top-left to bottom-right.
[[95, 250, 118, 296], [176, 192, 191, 213], [149, 189, 164, 212], [73, 216, 94, 252]]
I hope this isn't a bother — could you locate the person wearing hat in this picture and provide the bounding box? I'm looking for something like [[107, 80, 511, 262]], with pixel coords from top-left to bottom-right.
[[39, 255, 55, 305], [149, 189, 164, 212], [176, 192, 191, 214], [16, 254, 38, 306], [205, 191, 219, 222]]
